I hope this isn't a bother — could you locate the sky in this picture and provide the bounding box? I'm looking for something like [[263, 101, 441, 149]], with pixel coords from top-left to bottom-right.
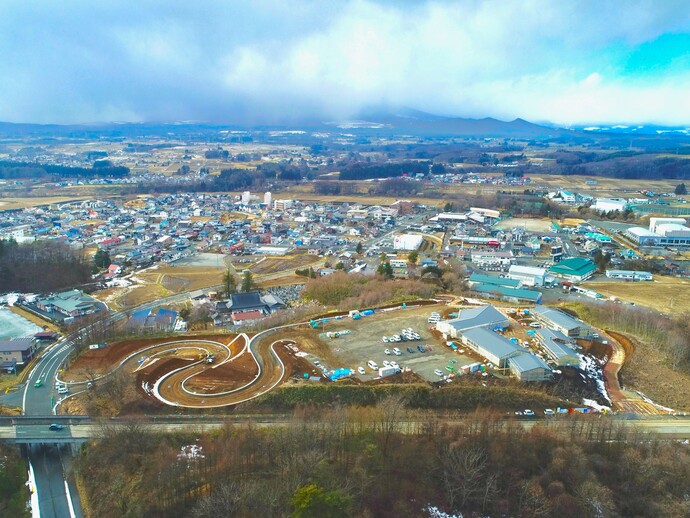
[[2, 0, 690, 126]]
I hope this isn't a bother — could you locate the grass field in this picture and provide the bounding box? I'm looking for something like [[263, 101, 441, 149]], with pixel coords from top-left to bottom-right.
[[584, 275, 690, 314], [0, 195, 93, 210], [250, 254, 322, 276]]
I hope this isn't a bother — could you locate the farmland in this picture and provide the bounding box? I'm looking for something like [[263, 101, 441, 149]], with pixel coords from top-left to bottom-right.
[[584, 275, 690, 314]]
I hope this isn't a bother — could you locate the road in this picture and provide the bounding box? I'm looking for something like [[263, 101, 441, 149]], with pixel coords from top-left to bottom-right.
[[3, 416, 690, 441], [7, 289, 204, 518]]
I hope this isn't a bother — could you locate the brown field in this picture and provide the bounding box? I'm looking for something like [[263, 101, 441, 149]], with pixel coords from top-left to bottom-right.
[[584, 275, 690, 314], [528, 174, 681, 198], [0, 195, 93, 210], [138, 266, 224, 292], [614, 331, 690, 412], [250, 254, 322, 276]]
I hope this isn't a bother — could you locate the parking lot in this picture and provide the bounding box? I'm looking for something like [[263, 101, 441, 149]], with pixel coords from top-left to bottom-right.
[[312, 304, 481, 382]]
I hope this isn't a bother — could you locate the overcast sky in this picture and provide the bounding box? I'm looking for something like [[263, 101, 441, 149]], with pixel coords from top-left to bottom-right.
[[2, 0, 690, 126]]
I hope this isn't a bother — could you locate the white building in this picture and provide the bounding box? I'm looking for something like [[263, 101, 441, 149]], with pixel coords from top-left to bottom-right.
[[649, 217, 687, 234], [470, 250, 514, 270], [592, 198, 628, 213], [507, 265, 546, 287], [273, 199, 294, 211], [393, 234, 423, 251], [605, 270, 653, 281], [263, 192, 272, 206], [241, 191, 251, 204]]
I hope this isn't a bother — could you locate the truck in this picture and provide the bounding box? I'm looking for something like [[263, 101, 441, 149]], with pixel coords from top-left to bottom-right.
[[378, 366, 401, 378]]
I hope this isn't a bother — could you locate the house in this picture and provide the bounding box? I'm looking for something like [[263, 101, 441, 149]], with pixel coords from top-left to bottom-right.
[[508, 353, 552, 381], [436, 305, 509, 339], [0, 338, 38, 366], [460, 327, 522, 368], [35, 290, 100, 318], [532, 305, 591, 338], [471, 283, 542, 304], [548, 258, 596, 282], [535, 328, 580, 367]]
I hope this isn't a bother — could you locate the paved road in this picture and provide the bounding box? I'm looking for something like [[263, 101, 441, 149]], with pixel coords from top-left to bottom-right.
[[3, 416, 690, 441]]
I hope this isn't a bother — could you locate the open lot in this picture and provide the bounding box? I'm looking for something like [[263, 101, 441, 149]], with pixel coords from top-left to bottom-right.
[[583, 275, 690, 314], [299, 304, 495, 382], [495, 218, 554, 232], [250, 254, 322, 276], [170, 253, 228, 268]]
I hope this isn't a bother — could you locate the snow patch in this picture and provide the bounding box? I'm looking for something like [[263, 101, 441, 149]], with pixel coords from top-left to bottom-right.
[[424, 505, 463, 518], [636, 391, 675, 413], [178, 443, 205, 464], [27, 461, 39, 517], [578, 353, 612, 406]]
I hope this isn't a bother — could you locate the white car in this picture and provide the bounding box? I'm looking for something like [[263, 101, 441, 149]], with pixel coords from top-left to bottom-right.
[[529, 322, 541, 328], [524, 409, 535, 416], [393, 347, 401, 356], [434, 369, 444, 376], [390, 361, 400, 369], [544, 409, 555, 416], [392, 335, 401, 342], [357, 366, 366, 375], [367, 360, 378, 371], [384, 348, 391, 355], [382, 336, 389, 342], [382, 360, 391, 367]]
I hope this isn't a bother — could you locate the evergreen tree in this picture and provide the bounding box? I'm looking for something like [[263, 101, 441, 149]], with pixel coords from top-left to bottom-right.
[[241, 271, 256, 292], [222, 269, 237, 297], [93, 249, 111, 269]]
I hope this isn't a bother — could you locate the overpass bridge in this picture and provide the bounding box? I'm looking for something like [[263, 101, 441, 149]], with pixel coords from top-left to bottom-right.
[[3, 414, 690, 444]]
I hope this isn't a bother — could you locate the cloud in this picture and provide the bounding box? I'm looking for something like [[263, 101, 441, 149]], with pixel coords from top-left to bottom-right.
[[1, 0, 690, 125]]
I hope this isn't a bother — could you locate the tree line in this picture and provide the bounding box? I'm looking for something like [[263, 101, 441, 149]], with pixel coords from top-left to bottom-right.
[[0, 160, 129, 179], [0, 238, 91, 293], [75, 406, 690, 517]]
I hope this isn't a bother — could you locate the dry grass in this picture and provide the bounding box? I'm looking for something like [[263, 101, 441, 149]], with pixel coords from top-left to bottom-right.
[[584, 275, 690, 314], [0, 195, 92, 210], [620, 332, 690, 412], [250, 255, 322, 276]]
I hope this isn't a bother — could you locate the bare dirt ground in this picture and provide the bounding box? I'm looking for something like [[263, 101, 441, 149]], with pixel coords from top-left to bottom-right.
[[183, 353, 259, 393], [607, 330, 690, 413], [250, 254, 321, 276]]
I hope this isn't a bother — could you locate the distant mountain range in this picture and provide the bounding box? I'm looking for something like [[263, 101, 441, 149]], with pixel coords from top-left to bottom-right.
[[0, 106, 687, 140]]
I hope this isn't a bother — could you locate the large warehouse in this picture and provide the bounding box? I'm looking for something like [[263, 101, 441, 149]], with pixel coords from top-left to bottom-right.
[[435, 305, 510, 339], [460, 327, 522, 368], [532, 305, 591, 338], [535, 328, 580, 366], [507, 265, 547, 287], [548, 258, 596, 283], [625, 218, 690, 248], [507, 353, 552, 381], [393, 233, 423, 251]]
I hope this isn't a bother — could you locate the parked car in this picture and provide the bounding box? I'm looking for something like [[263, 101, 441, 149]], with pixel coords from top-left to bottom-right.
[[57, 387, 69, 395], [357, 366, 366, 375], [524, 409, 535, 416], [390, 361, 399, 369], [384, 348, 391, 355], [393, 347, 401, 356], [407, 347, 415, 353], [434, 369, 444, 376], [367, 360, 378, 371], [382, 360, 391, 367], [544, 408, 555, 416], [417, 345, 426, 353], [529, 323, 541, 328], [382, 336, 389, 343]]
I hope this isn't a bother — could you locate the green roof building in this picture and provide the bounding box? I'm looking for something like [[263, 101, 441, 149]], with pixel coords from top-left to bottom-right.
[[548, 258, 596, 282]]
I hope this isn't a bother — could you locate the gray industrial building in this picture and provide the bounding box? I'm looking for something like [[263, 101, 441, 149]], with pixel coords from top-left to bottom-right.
[[535, 328, 580, 367], [507, 353, 552, 381], [435, 305, 510, 339], [531, 305, 591, 338], [460, 327, 522, 368]]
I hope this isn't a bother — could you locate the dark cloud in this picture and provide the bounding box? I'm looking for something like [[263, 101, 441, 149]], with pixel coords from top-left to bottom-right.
[[1, 0, 690, 125]]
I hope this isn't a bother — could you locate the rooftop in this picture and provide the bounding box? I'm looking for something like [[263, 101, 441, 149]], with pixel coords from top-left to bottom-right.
[[0, 337, 35, 353], [532, 305, 582, 331], [508, 352, 552, 373], [443, 305, 509, 332], [462, 327, 521, 359]]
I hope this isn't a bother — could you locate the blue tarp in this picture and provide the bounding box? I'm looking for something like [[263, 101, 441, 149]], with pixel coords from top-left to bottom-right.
[[329, 368, 352, 381]]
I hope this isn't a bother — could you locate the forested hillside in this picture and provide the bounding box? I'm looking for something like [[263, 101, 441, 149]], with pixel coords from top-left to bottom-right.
[[76, 409, 690, 518], [0, 239, 91, 293]]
